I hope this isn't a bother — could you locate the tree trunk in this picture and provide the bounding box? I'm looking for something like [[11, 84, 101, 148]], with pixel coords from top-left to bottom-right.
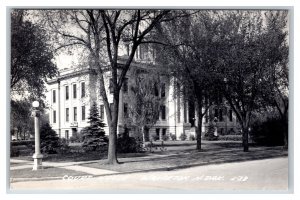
[[242, 127, 249, 152], [107, 123, 118, 164], [196, 115, 203, 150], [107, 93, 120, 165], [141, 126, 146, 147], [282, 117, 288, 150], [195, 99, 203, 151], [241, 121, 249, 152]]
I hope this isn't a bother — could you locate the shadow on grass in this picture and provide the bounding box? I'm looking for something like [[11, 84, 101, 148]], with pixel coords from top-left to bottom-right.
[[81, 145, 288, 174]]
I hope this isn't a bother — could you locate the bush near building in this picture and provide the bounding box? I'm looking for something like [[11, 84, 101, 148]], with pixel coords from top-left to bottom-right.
[[179, 132, 187, 141], [203, 123, 218, 141], [117, 134, 143, 153], [251, 117, 286, 146], [40, 123, 62, 154]]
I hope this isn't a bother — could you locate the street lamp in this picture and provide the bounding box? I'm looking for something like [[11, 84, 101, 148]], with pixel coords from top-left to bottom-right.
[[32, 101, 43, 170]]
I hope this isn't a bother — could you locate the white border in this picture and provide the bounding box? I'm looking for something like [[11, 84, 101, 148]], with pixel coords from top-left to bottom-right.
[[1, 0, 298, 199]]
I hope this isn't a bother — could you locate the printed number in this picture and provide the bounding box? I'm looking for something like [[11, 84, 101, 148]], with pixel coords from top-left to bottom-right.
[[230, 176, 248, 182]]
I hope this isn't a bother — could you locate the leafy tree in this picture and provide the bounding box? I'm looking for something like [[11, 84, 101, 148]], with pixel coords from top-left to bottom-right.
[[259, 11, 289, 149], [40, 123, 61, 154], [125, 69, 162, 145], [43, 9, 170, 164], [214, 11, 288, 151], [10, 100, 33, 140], [211, 11, 265, 152], [154, 11, 219, 150], [11, 10, 57, 99], [11, 99, 49, 140], [81, 102, 107, 151]]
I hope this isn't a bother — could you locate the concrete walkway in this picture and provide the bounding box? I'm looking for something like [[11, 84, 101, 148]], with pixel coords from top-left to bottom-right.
[[10, 153, 182, 174], [10, 158, 117, 176]]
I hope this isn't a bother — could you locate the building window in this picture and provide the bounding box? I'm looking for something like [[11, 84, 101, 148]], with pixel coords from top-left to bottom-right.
[[219, 109, 223, 122], [82, 106, 85, 121], [65, 86, 69, 100], [124, 103, 128, 118], [123, 78, 128, 93], [162, 128, 167, 136], [53, 110, 56, 123], [161, 83, 165, 97], [154, 83, 159, 96], [161, 105, 166, 120], [81, 82, 85, 97], [100, 105, 104, 119], [52, 90, 56, 103], [109, 79, 114, 94], [66, 108, 69, 122], [156, 128, 160, 138], [135, 46, 139, 59], [73, 107, 77, 122], [229, 110, 233, 122], [65, 130, 69, 140], [73, 84, 77, 99], [184, 102, 187, 123]]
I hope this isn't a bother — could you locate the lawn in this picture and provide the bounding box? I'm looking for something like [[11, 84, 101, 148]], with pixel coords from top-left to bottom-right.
[[10, 141, 288, 180], [80, 145, 288, 174]]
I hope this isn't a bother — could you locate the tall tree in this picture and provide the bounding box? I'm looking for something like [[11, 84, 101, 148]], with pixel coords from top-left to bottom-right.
[[44, 9, 170, 164], [259, 11, 289, 149], [125, 69, 162, 144], [215, 11, 270, 152], [10, 100, 33, 140], [11, 10, 57, 99], [154, 11, 218, 150]]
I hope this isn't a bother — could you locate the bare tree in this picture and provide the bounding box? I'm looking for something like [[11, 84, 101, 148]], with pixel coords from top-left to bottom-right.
[[43, 9, 170, 164]]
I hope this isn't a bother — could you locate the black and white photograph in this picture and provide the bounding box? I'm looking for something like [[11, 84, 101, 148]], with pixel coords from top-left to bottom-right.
[[8, 7, 291, 193]]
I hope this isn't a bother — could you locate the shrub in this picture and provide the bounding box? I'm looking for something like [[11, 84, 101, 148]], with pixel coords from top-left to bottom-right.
[[203, 123, 218, 141], [251, 117, 286, 146], [69, 132, 83, 143], [10, 140, 34, 157], [10, 147, 20, 157], [11, 140, 34, 147], [218, 135, 242, 141], [40, 123, 61, 154], [162, 134, 169, 141], [117, 135, 142, 153], [170, 134, 176, 141], [179, 132, 187, 141], [190, 134, 196, 141], [57, 138, 71, 154], [152, 135, 159, 141]]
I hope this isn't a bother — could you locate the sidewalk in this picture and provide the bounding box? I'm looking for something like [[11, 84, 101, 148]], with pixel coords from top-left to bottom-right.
[[10, 144, 288, 183], [10, 152, 185, 182], [10, 158, 118, 182]]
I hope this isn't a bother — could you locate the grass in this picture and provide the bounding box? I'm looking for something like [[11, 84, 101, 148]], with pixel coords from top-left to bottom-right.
[[11, 140, 288, 180], [10, 166, 90, 179], [80, 145, 288, 173]]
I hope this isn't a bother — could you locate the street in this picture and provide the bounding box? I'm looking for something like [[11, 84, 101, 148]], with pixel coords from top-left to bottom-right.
[[10, 157, 288, 191]]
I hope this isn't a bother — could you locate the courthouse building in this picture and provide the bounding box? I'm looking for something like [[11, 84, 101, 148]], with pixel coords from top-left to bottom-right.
[[46, 45, 238, 141]]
